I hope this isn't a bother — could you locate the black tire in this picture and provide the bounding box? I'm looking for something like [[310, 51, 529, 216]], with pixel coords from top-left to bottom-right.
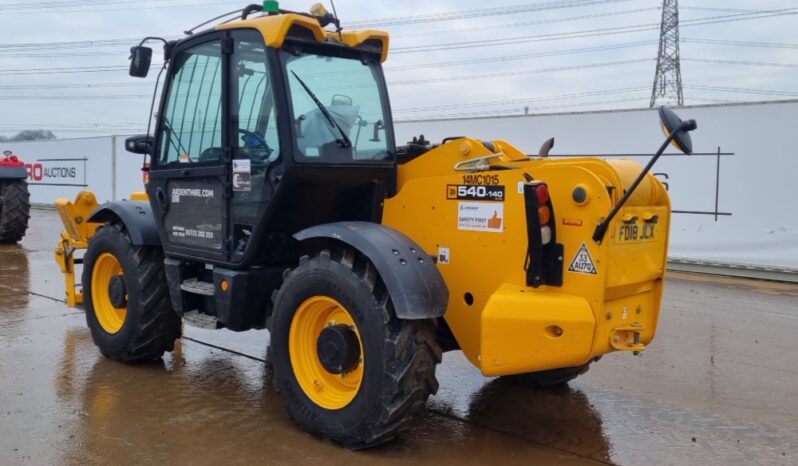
[[270, 249, 441, 449], [0, 180, 30, 243], [503, 359, 598, 387], [82, 223, 181, 362]]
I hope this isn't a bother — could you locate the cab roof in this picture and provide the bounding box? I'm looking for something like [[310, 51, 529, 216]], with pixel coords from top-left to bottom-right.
[[216, 13, 390, 62]]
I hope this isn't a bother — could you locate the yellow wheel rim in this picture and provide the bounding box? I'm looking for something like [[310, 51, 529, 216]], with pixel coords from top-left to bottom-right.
[[91, 253, 127, 334], [289, 296, 364, 410]]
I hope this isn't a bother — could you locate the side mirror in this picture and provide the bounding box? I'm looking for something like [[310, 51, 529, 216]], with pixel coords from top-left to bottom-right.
[[658, 106, 697, 155], [126, 135, 153, 155], [593, 108, 699, 243], [129, 46, 153, 78]]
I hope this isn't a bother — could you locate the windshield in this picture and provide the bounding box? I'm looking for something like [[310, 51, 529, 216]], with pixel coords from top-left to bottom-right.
[[283, 49, 393, 163]]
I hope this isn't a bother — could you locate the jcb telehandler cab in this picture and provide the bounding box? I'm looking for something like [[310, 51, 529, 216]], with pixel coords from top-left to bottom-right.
[[54, 2, 696, 448]]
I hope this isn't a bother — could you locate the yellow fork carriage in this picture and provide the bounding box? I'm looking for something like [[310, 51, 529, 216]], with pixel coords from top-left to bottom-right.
[[54, 1, 697, 449]]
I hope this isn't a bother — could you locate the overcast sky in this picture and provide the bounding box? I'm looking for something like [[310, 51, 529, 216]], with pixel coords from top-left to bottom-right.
[[0, 0, 794, 138]]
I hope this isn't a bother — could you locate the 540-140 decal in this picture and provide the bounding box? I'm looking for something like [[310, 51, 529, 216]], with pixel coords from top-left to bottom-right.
[[447, 184, 505, 202]]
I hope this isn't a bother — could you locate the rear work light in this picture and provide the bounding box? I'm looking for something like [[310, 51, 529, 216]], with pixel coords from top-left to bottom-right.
[[523, 180, 564, 288], [540, 225, 552, 245]]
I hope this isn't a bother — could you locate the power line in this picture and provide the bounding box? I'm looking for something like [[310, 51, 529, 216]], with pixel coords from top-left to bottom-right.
[[0, 65, 129, 77], [0, 0, 242, 14], [0, 8, 656, 56], [0, 59, 654, 94], [393, 87, 649, 113], [391, 8, 798, 54], [682, 58, 798, 68], [0, 64, 163, 77], [3, 84, 790, 108], [681, 38, 798, 49], [685, 85, 798, 97], [303, 40, 657, 76], [0, 3, 633, 50], [0, 2, 792, 124], [390, 6, 661, 39], [347, 0, 635, 27], [0, 37, 158, 51], [680, 8, 798, 26], [388, 58, 653, 86], [392, 24, 656, 54], [7, 41, 653, 75], [0, 122, 142, 128], [0, 50, 157, 58], [0, 0, 182, 8], [386, 41, 657, 71], [395, 96, 651, 121], [0, 3, 624, 48], [0, 7, 791, 56], [394, 86, 798, 116], [680, 6, 787, 14], [0, 0, 159, 10], [0, 95, 151, 100], [0, 82, 152, 90]]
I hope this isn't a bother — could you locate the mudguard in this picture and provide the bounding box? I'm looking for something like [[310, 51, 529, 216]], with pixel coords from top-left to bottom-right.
[[295, 222, 449, 320], [88, 200, 160, 246], [0, 167, 27, 179]]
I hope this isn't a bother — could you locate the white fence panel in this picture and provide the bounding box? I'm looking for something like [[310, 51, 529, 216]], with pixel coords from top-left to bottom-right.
[[2, 137, 115, 204]]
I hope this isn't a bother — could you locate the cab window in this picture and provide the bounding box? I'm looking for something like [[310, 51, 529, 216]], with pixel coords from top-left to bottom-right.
[[233, 32, 280, 168], [159, 41, 223, 166], [283, 49, 393, 163]]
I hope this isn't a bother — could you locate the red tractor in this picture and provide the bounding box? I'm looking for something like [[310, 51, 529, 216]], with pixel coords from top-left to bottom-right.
[[0, 151, 30, 243]]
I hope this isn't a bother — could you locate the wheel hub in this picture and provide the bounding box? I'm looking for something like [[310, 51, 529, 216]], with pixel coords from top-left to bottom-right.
[[108, 275, 127, 309], [317, 324, 361, 374]]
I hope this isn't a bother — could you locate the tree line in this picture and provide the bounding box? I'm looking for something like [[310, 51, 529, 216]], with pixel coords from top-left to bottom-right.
[[0, 130, 56, 142]]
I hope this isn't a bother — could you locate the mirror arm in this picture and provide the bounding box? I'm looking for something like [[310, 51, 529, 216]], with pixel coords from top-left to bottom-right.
[[592, 125, 686, 244], [138, 36, 168, 47]]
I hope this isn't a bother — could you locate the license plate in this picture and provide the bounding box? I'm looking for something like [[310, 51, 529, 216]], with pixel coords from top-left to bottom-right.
[[616, 222, 657, 244]]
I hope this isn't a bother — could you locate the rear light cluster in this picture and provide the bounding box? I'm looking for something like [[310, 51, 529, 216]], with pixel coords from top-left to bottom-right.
[[534, 183, 553, 245], [524, 180, 564, 288]]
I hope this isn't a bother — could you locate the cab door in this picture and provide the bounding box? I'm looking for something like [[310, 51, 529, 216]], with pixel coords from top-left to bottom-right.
[[228, 30, 283, 263], [148, 33, 231, 262]]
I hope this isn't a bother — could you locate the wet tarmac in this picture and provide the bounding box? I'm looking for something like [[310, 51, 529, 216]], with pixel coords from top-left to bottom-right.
[[1, 210, 797, 465]]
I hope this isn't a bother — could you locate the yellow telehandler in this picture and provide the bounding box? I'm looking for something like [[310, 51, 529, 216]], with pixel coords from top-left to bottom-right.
[[54, 1, 696, 448]]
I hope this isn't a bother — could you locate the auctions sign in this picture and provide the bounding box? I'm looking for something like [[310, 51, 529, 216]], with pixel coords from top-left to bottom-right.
[[24, 157, 87, 187]]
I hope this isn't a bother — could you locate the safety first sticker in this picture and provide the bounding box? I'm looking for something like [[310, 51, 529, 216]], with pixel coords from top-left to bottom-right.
[[568, 242, 598, 275], [458, 202, 504, 233]]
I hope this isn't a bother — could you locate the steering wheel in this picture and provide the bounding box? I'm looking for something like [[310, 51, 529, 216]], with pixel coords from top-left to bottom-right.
[[239, 129, 268, 148], [238, 129, 273, 166]]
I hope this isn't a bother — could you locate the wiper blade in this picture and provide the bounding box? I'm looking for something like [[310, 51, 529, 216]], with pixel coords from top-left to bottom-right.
[[163, 117, 189, 157], [291, 70, 352, 149]]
